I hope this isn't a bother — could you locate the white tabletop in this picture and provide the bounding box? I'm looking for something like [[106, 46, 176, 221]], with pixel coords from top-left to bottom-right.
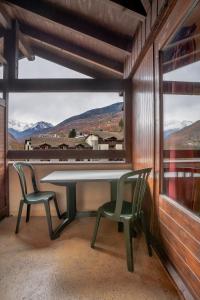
[[41, 169, 132, 184]]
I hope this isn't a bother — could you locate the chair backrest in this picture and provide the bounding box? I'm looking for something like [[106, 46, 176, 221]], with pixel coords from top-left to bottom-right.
[[114, 168, 152, 219], [13, 162, 39, 200]]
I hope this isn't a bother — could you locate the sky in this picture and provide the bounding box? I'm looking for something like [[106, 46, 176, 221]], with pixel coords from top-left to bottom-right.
[[8, 56, 122, 125], [163, 60, 200, 124], [5, 55, 200, 126]]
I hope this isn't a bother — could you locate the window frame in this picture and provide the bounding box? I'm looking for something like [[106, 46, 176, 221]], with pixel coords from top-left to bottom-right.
[[2, 78, 132, 163], [160, 18, 200, 200]]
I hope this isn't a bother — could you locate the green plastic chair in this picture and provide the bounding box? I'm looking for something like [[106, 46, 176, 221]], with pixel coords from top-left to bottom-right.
[[13, 162, 61, 239], [91, 168, 152, 272]]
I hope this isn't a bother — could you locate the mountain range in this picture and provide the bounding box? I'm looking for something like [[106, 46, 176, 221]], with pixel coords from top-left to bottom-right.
[[8, 121, 53, 139], [8, 102, 124, 141]]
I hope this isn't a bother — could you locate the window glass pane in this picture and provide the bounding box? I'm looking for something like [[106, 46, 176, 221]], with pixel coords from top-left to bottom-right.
[[162, 2, 200, 217], [8, 92, 124, 156]]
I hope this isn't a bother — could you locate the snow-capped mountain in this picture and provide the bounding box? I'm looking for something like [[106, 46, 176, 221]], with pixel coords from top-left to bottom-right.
[[30, 121, 53, 131], [8, 121, 53, 139], [164, 120, 193, 138]]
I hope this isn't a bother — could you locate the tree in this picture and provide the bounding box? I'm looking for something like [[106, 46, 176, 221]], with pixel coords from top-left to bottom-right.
[[119, 118, 124, 131], [68, 128, 76, 138]]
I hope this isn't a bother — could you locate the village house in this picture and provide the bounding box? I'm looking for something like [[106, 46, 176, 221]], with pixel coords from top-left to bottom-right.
[[24, 131, 124, 151], [85, 131, 124, 150]]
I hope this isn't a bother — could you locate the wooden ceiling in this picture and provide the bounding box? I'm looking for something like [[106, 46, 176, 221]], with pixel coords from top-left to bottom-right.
[[0, 0, 148, 78]]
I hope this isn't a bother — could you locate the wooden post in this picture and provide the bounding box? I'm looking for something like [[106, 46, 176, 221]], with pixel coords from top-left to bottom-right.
[[3, 19, 19, 81], [0, 19, 19, 218]]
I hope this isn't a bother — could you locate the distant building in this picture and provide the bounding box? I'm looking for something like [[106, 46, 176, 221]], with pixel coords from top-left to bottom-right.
[[58, 143, 69, 150], [24, 131, 124, 151], [85, 131, 124, 150], [28, 137, 92, 150], [85, 134, 99, 150], [24, 138, 33, 150], [38, 143, 51, 150]]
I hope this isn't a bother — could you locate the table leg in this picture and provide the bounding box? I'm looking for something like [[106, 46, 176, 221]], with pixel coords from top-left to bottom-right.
[[67, 183, 76, 220], [52, 183, 76, 239], [110, 181, 117, 202]]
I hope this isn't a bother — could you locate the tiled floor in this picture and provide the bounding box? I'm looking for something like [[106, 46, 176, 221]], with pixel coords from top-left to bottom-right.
[[0, 216, 180, 300]]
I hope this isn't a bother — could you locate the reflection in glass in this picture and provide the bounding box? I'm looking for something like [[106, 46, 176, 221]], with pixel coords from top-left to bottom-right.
[[162, 2, 200, 216]]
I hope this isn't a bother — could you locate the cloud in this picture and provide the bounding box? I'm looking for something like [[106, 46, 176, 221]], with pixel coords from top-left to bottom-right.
[[9, 92, 121, 125], [163, 60, 200, 123], [9, 57, 122, 125], [164, 95, 200, 123], [163, 60, 200, 82]]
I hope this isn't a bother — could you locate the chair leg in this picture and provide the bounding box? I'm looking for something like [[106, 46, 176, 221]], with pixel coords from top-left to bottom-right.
[[91, 209, 102, 248], [44, 201, 53, 240], [26, 204, 31, 223], [118, 222, 123, 232], [132, 228, 137, 238], [53, 196, 62, 219], [131, 220, 139, 238], [15, 200, 24, 234], [141, 212, 152, 257], [124, 220, 134, 272]]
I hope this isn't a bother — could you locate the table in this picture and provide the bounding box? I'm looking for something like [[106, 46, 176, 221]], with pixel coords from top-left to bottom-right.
[[41, 169, 132, 239]]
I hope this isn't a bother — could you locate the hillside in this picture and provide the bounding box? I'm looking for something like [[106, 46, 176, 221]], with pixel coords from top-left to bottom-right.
[[8, 132, 24, 150], [57, 102, 123, 125], [165, 120, 200, 149], [46, 102, 123, 135]]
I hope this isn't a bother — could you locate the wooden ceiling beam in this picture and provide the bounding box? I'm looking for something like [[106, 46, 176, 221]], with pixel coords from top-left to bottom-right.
[[109, 0, 146, 17], [5, 0, 132, 52], [33, 45, 122, 79], [0, 3, 11, 28], [18, 31, 35, 61], [140, 0, 151, 13], [19, 23, 123, 73], [0, 78, 127, 92]]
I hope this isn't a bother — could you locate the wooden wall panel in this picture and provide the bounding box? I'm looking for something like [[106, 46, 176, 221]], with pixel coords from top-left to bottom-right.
[[124, 0, 176, 79], [158, 0, 167, 14], [153, 1, 200, 298], [132, 46, 156, 232], [123, 0, 152, 77], [146, 6, 152, 39], [0, 100, 7, 219], [141, 20, 146, 48], [132, 46, 154, 172], [152, 0, 158, 27], [130, 0, 200, 297], [159, 196, 200, 299]]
